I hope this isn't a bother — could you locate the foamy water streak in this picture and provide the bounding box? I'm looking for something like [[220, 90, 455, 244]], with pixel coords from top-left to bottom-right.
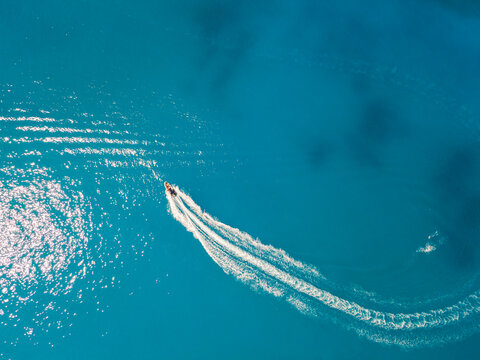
[[0, 116, 56, 122], [16, 125, 124, 135], [167, 184, 480, 347]]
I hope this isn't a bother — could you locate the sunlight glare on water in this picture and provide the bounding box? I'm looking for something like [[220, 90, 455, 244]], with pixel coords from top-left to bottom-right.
[[1, 0, 480, 359], [0, 165, 92, 345]]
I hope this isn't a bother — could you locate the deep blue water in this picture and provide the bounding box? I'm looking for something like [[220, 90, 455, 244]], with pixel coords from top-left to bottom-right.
[[1, 0, 480, 359]]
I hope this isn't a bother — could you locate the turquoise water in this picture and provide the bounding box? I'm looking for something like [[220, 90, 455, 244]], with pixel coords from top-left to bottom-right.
[[1, 0, 480, 358]]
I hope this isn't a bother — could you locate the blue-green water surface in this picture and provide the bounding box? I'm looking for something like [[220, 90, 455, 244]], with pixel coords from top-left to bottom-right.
[[1, 1, 480, 359]]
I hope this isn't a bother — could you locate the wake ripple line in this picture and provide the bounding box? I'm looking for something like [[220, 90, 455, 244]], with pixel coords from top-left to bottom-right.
[[166, 184, 480, 347]]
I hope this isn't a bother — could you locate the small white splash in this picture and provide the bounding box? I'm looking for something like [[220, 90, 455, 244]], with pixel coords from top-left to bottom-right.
[[417, 243, 437, 254], [416, 230, 445, 254]]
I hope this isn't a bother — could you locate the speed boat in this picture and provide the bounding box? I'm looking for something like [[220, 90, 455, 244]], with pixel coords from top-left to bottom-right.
[[164, 181, 177, 196]]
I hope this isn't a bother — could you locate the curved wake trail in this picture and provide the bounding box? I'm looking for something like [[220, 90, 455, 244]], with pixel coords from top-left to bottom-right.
[[167, 184, 480, 348]]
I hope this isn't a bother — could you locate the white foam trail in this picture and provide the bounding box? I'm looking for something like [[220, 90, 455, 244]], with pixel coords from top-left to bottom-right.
[[34, 136, 140, 145], [0, 116, 56, 122], [178, 193, 325, 288], [16, 125, 121, 135], [166, 184, 480, 347], [3, 136, 139, 145], [62, 147, 148, 156]]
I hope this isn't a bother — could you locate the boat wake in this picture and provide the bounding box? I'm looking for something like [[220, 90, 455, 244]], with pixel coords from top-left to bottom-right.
[[166, 184, 480, 348]]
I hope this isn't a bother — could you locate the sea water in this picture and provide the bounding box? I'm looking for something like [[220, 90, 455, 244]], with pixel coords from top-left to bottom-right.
[[1, 0, 480, 359]]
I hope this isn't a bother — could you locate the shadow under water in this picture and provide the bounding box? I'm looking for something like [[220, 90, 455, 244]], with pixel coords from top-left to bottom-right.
[[347, 98, 409, 169], [433, 145, 480, 270], [433, 0, 480, 17]]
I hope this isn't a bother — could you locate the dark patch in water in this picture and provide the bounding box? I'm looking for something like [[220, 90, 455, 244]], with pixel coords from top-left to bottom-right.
[[209, 34, 253, 93], [442, 198, 480, 270], [188, 1, 256, 100], [436, 147, 479, 198], [434, 146, 480, 269], [347, 99, 407, 168], [433, 0, 480, 17], [360, 101, 399, 143], [193, 1, 241, 40], [308, 142, 331, 169], [460, 196, 480, 231]]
